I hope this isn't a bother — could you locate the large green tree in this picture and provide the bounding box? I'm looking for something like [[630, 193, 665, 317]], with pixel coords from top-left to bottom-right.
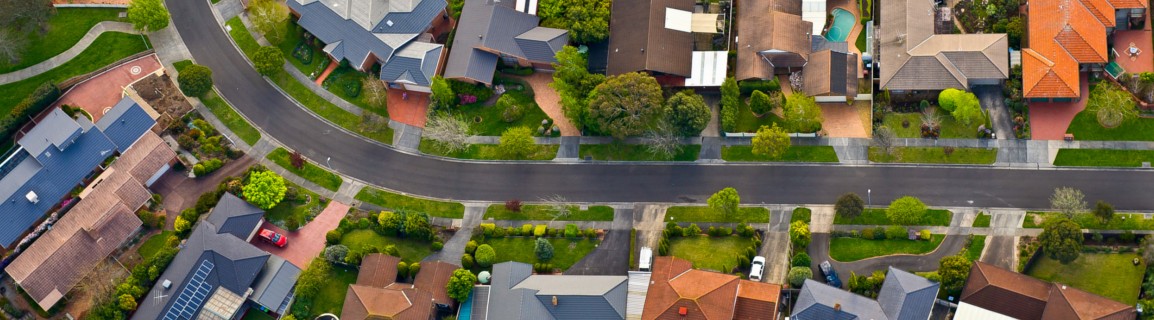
[[253, 46, 285, 76], [835, 193, 865, 220], [790, 221, 811, 249], [430, 76, 455, 109], [127, 0, 170, 32], [446, 268, 477, 303], [708, 187, 740, 219], [752, 124, 790, 159], [499, 127, 535, 159], [665, 90, 710, 136], [783, 92, 823, 133], [403, 212, 434, 240], [294, 258, 331, 299], [720, 77, 740, 132], [551, 46, 605, 128], [788, 266, 813, 287], [1087, 81, 1137, 128], [587, 72, 664, 139], [248, 0, 288, 42], [749, 90, 773, 116], [886, 196, 927, 225], [242, 170, 287, 210], [951, 93, 984, 126], [938, 255, 971, 295], [178, 64, 213, 97], [1039, 217, 1084, 264], [537, 0, 611, 43], [937, 88, 966, 112]]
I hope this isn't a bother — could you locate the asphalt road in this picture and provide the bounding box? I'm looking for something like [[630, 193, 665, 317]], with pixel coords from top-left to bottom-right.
[[169, 0, 1154, 209], [809, 233, 968, 284]]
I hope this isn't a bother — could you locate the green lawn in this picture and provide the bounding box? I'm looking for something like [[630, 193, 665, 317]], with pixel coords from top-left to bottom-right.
[[137, 231, 174, 259], [792, 207, 812, 223], [240, 309, 275, 320], [963, 235, 987, 262], [271, 19, 387, 117], [264, 182, 325, 230], [882, 110, 987, 139], [869, 146, 997, 164], [483, 204, 615, 221], [1053, 149, 1154, 167], [225, 17, 394, 145], [1025, 253, 1144, 304], [833, 208, 953, 226], [668, 236, 756, 271], [482, 237, 598, 271], [665, 206, 770, 223], [266, 147, 343, 191], [829, 234, 945, 261], [0, 32, 148, 117], [580, 144, 701, 161], [855, 22, 868, 52], [1024, 211, 1154, 230], [340, 229, 434, 263], [734, 104, 787, 133], [354, 187, 465, 219], [721, 145, 839, 162], [418, 139, 558, 160], [199, 90, 261, 145], [1066, 111, 1154, 141], [973, 212, 991, 227], [455, 90, 551, 136], [296, 265, 358, 316], [0, 8, 124, 74]]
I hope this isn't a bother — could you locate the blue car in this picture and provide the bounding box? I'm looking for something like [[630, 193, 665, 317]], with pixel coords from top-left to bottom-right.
[[820, 261, 842, 288]]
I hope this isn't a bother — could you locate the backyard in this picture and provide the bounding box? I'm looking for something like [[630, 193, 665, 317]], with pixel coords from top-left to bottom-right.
[[1025, 253, 1144, 304], [580, 144, 701, 161], [721, 145, 839, 162], [418, 140, 559, 161], [668, 236, 756, 272], [266, 147, 343, 191], [828, 234, 946, 261], [354, 187, 465, 218], [137, 231, 175, 260], [483, 204, 615, 221], [0, 8, 125, 74], [833, 209, 953, 226], [665, 206, 770, 223], [481, 237, 599, 271], [1053, 149, 1154, 167], [868, 147, 998, 164]]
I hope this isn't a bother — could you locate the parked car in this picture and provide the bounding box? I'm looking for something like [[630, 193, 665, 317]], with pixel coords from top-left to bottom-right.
[[639, 247, 654, 272], [750, 256, 766, 281], [820, 261, 842, 288], [259, 229, 288, 247]]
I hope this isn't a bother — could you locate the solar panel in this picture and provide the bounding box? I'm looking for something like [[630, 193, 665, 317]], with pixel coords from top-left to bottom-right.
[[163, 260, 215, 320]]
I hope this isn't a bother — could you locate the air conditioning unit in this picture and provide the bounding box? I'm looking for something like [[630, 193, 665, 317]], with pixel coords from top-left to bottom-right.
[[25, 191, 38, 204], [162, 279, 172, 289]]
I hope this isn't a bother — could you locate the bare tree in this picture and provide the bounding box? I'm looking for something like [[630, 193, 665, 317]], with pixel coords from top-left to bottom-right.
[[248, 0, 288, 43], [872, 125, 897, 159], [539, 194, 573, 220], [0, 29, 27, 64], [0, 0, 53, 33], [1051, 187, 1087, 218], [362, 78, 388, 109], [423, 112, 471, 153], [920, 108, 941, 128], [76, 259, 128, 308], [644, 121, 683, 160]]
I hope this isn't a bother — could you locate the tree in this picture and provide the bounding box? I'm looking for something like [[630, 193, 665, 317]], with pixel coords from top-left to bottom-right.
[[708, 187, 740, 219], [474, 244, 496, 268], [378, 211, 403, 234], [872, 126, 897, 158], [792, 253, 811, 267], [178, 64, 213, 97], [0, 29, 28, 64], [783, 93, 823, 133], [536, 0, 611, 43], [938, 255, 971, 294], [752, 124, 790, 159], [749, 90, 773, 115], [0, 0, 53, 33], [720, 77, 740, 132], [498, 127, 535, 158], [118, 294, 137, 311], [643, 121, 683, 160], [248, 0, 288, 43], [403, 212, 433, 240], [951, 93, 984, 126], [587, 72, 664, 139], [324, 245, 349, 262], [788, 266, 813, 288], [126, 0, 170, 32], [362, 78, 388, 109], [1094, 200, 1115, 222], [424, 112, 471, 153], [1051, 187, 1087, 218], [430, 76, 455, 109], [243, 170, 287, 210], [836, 193, 865, 220], [1005, 16, 1025, 49], [295, 258, 331, 299], [253, 46, 285, 75], [446, 269, 477, 303], [790, 221, 811, 249], [551, 46, 605, 128], [887, 196, 927, 225], [174, 215, 191, 233], [1039, 217, 1084, 264], [1087, 81, 1138, 128], [534, 237, 554, 261], [937, 88, 966, 112], [665, 90, 710, 136]]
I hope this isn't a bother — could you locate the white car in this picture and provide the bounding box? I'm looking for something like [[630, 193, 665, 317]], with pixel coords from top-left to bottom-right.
[[750, 256, 766, 281]]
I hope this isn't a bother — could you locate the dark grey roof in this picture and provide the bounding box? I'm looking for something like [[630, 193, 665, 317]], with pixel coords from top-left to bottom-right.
[[250, 255, 301, 314], [288, 0, 446, 72], [95, 97, 156, 152], [885, 56, 964, 90], [443, 0, 568, 84], [514, 27, 569, 62], [794, 279, 887, 320], [811, 36, 850, 54], [379, 41, 443, 86], [877, 267, 939, 320], [479, 262, 627, 320], [943, 52, 1007, 80], [205, 193, 265, 240]]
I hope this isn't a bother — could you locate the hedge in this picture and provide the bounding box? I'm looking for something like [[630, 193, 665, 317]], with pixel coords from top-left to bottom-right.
[[0, 82, 60, 143]]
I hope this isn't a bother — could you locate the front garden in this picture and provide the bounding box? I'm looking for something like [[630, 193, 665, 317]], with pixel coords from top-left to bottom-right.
[[354, 186, 465, 219], [1053, 149, 1154, 167], [665, 206, 770, 223], [167, 112, 244, 177], [661, 222, 762, 273], [721, 145, 839, 162], [1024, 211, 1154, 230], [868, 146, 997, 164], [266, 147, 343, 191], [483, 203, 615, 221], [1065, 80, 1154, 141], [466, 223, 601, 273], [264, 180, 326, 231], [833, 207, 953, 226], [1026, 252, 1144, 305], [721, 78, 824, 134], [828, 228, 943, 261], [580, 143, 702, 161]]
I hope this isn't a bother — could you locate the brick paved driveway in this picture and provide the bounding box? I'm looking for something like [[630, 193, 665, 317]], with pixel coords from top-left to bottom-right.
[[250, 201, 349, 268]]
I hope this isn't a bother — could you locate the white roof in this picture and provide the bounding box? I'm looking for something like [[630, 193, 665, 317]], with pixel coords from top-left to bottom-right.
[[685, 51, 728, 87], [665, 7, 693, 32], [954, 302, 1018, 320], [626, 271, 651, 320], [802, 0, 827, 36]]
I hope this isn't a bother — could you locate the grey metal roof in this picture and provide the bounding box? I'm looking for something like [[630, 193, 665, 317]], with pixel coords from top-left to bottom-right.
[[288, 0, 446, 72], [877, 267, 939, 320], [379, 41, 443, 85], [811, 35, 850, 54], [443, 0, 568, 84], [250, 255, 302, 314], [205, 193, 265, 240], [793, 279, 888, 320], [514, 27, 569, 62], [19, 109, 82, 157], [95, 97, 156, 152], [625, 271, 650, 320], [484, 262, 628, 320]]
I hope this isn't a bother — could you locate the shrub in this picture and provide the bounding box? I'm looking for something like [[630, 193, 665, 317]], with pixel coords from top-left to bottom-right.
[[535, 237, 554, 261], [861, 228, 875, 239], [432, 241, 444, 251], [919, 229, 932, 240], [521, 224, 533, 235], [737, 223, 756, 237], [737, 255, 752, 269], [534, 225, 547, 237], [397, 262, 409, 279], [475, 244, 496, 267], [873, 226, 887, 240], [886, 226, 908, 240], [585, 228, 597, 238], [498, 95, 525, 122], [461, 254, 475, 269], [887, 196, 927, 225], [792, 253, 811, 267], [0, 82, 61, 144], [480, 223, 497, 237], [506, 200, 523, 212], [324, 245, 349, 262], [835, 193, 865, 219], [565, 224, 579, 238], [505, 226, 516, 237], [533, 263, 553, 273], [465, 240, 478, 254], [687, 223, 703, 236], [788, 266, 813, 288], [666, 222, 683, 237], [408, 262, 421, 278], [178, 64, 213, 97], [658, 238, 669, 256]]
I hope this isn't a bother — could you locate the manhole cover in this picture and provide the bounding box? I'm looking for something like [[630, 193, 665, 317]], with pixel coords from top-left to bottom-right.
[[130, 66, 142, 75]]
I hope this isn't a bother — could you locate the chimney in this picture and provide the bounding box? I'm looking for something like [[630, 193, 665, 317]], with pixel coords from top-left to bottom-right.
[[552, 296, 558, 306], [678, 307, 688, 316]]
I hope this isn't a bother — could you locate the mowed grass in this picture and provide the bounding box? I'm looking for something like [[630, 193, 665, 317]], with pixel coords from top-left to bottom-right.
[[721, 145, 839, 162], [339, 229, 434, 263], [418, 139, 558, 160], [833, 208, 953, 226], [0, 32, 148, 116], [1053, 149, 1154, 167], [1025, 253, 1145, 304], [973, 212, 991, 227], [0, 8, 124, 74], [199, 90, 262, 145], [580, 144, 701, 161], [791, 207, 812, 223], [483, 204, 615, 221], [456, 91, 551, 136], [266, 147, 343, 191], [882, 111, 987, 139], [297, 265, 358, 316], [355, 186, 465, 219], [665, 206, 770, 223], [963, 235, 987, 262], [482, 237, 598, 271], [869, 147, 997, 164], [668, 236, 756, 271], [137, 231, 175, 259], [734, 104, 787, 133], [264, 182, 324, 230], [829, 234, 945, 261], [1023, 211, 1154, 230], [1066, 111, 1154, 141]]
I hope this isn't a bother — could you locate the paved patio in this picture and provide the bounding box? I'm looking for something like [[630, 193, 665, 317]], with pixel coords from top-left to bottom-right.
[[250, 200, 349, 268], [52, 54, 163, 121], [819, 102, 870, 138], [518, 73, 579, 136], [1113, 28, 1154, 75], [386, 88, 430, 128], [1029, 74, 1090, 140]]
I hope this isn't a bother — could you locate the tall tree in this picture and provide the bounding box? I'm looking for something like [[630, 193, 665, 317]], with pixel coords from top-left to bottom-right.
[[424, 112, 471, 153], [362, 78, 388, 109], [1050, 187, 1087, 218], [0, 0, 53, 33], [127, 0, 170, 32], [499, 127, 535, 159], [0, 29, 28, 64], [1087, 81, 1137, 128], [938, 255, 971, 295], [536, 0, 611, 43], [178, 64, 213, 97], [720, 77, 740, 132], [708, 187, 740, 219], [751, 124, 790, 159], [664, 90, 711, 136], [248, 0, 288, 43], [551, 46, 604, 129], [783, 92, 823, 133], [446, 269, 477, 303], [872, 125, 897, 158], [643, 121, 684, 160], [587, 72, 664, 139], [749, 90, 773, 116], [1039, 217, 1084, 264], [835, 193, 865, 220], [886, 196, 927, 225], [242, 170, 287, 210], [253, 46, 285, 76], [535, 237, 554, 261], [430, 76, 455, 109]]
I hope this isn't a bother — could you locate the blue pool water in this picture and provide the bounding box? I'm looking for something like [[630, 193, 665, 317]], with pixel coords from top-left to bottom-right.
[[458, 292, 473, 320], [825, 8, 856, 42]]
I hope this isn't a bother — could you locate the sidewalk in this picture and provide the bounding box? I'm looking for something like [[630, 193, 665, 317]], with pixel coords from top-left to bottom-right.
[[0, 21, 140, 85]]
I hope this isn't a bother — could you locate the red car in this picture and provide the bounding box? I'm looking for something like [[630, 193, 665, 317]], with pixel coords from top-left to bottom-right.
[[259, 229, 288, 247]]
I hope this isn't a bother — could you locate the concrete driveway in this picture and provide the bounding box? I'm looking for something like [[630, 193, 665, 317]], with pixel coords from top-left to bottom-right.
[[250, 201, 349, 268], [973, 85, 1012, 139], [566, 207, 633, 275]]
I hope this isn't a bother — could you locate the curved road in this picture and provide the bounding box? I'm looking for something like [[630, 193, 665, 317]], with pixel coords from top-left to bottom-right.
[[168, 0, 1154, 209]]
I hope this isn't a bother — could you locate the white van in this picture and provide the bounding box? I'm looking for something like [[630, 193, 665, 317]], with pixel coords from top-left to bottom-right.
[[639, 247, 654, 271]]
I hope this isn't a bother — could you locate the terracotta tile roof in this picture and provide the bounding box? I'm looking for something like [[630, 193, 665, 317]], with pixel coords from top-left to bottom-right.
[[343, 254, 461, 319], [357, 254, 401, 287], [607, 0, 694, 77], [879, 0, 1009, 91], [735, 0, 812, 81], [1043, 283, 1138, 320], [734, 280, 780, 320], [1022, 0, 1138, 98], [642, 257, 777, 320], [412, 261, 458, 306], [961, 262, 1137, 320]]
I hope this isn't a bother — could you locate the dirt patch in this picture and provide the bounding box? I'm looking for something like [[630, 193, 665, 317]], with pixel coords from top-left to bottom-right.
[[131, 73, 193, 131]]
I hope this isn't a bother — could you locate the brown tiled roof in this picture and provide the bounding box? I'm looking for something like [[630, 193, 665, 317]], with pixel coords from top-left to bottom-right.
[[5, 131, 174, 310], [961, 262, 1137, 320], [734, 280, 780, 320], [1022, 0, 1142, 98], [643, 256, 771, 320], [879, 0, 1008, 91], [413, 261, 458, 306], [357, 254, 401, 287], [343, 254, 462, 319], [607, 0, 694, 77], [735, 0, 811, 81], [1043, 283, 1137, 320]]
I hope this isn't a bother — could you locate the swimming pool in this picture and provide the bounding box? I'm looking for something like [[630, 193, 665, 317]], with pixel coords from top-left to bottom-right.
[[825, 8, 856, 42]]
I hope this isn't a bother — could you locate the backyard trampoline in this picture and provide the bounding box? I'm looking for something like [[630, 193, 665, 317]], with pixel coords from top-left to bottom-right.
[[825, 8, 856, 42]]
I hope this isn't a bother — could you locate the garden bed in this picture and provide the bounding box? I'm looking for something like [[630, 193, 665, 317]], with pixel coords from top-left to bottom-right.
[[721, 145, 839, 162], [833, 208, 952, 226], [828, 234, 945, 261], [580, 144, 701, 161], [264, 181, 326, 230], [354, 186, 464, 219], [1025, 253, 1144, 304], [455, 89, 554, 136], [665, 206, 770, 223], [483, 204, 615, 221]]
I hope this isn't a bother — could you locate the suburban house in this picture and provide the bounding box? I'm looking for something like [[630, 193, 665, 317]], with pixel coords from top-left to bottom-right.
[[955, 261, 1136, 320], [442, 0, 570, 86], [341, 253, 458, 319], [286, 0, 449, 93], [606, 0, 727, 86], [735, 0, 859, 99], [0, 97, 165, 251], [879, 0, 1010, 93], [1023, 0, 1147, 101], [639, 256, 781, 320], [464, 261, 629, 320], [132, 193, 301, 320], [791, 267, 939, 320]]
